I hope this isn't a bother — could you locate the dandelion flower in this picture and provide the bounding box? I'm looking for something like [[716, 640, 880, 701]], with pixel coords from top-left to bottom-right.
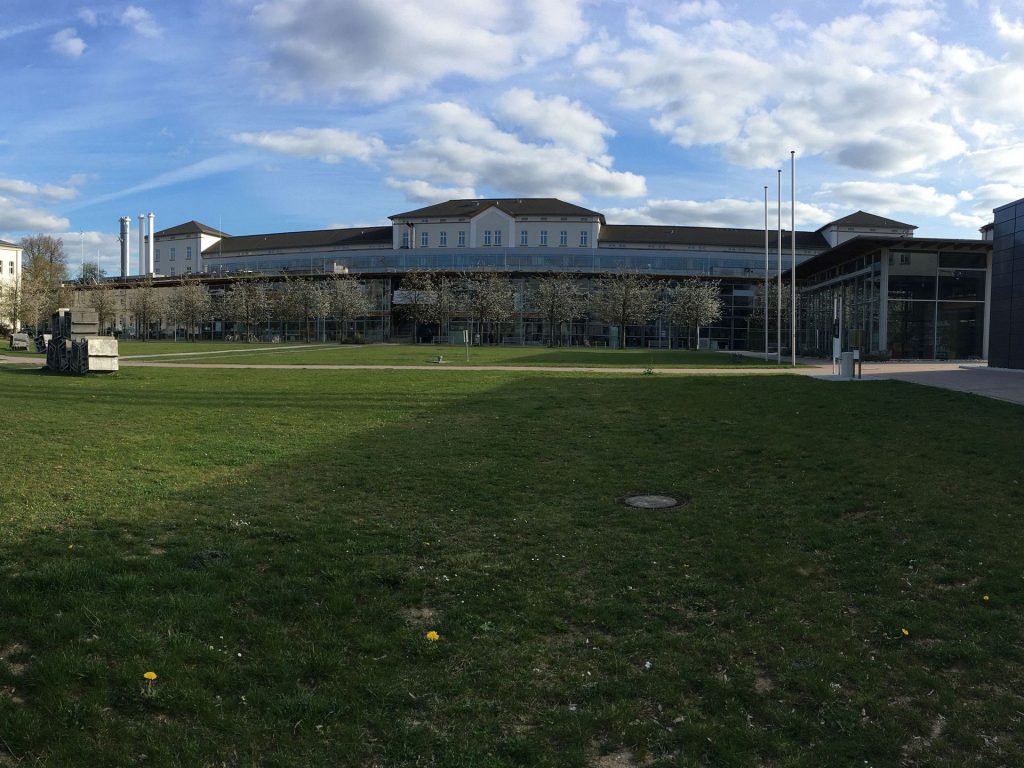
[[901, 628, 910, 637], [983, 595, 990, 602], [425, 630, 440, 642], [143, 671, 158, 680]]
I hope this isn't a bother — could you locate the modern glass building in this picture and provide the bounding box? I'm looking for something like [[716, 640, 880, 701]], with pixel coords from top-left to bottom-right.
[[797, 236, 991, 360]]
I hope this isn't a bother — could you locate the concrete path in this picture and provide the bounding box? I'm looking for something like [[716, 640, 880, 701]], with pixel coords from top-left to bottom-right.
[[4, 351, 1024, 405]]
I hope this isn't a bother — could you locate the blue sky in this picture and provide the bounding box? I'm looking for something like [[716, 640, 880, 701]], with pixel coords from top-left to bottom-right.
[[3, 0, 1024, 274]]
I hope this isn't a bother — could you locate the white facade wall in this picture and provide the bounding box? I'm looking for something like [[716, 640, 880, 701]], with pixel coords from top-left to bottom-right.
[[154, 232, 222, 276], [0, 242, 22, 329], [391, 209, 601, 250]]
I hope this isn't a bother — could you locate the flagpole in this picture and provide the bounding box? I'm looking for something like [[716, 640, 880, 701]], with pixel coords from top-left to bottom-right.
[[764, 185, 769, 360], [790, 150, 797, 367], [776, 169, 782, 365]]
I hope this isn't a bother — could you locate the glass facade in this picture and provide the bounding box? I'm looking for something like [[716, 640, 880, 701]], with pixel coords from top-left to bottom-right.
[[799, 246, 988, 360], [989, 198, 1024, 368]]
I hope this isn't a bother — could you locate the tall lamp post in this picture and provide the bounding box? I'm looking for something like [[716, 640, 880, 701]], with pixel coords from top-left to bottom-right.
[[790, 150, 797, 367]]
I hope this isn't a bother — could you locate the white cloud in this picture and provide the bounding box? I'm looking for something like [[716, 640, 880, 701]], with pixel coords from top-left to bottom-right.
[[579, 5, 978, 176], [248, 0, 586, 101], [387, 100, 645, 202], [948, 182, 1024, 230], [0, 177, 80, 202], [494, 89, 615, 158], [385, 178, 476, 203], [0, 197, 70, 232], [50, 28, 86, 59], [605, 198, 834, 229], [78, 8, 98, 26], [232, 128, 385, 163], [816, 181, 958, 217], [120, 6, 160, 37], [965, 142, 1024, 182]]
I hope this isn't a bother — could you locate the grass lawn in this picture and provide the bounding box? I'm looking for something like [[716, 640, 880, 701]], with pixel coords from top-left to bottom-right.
[[1, 366, 1021, 767], [117, 341, 789, 368]]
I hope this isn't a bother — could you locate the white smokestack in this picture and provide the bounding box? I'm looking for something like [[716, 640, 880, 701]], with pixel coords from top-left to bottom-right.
[[119, 216, 130, 279], [147, 212, 155, 276]]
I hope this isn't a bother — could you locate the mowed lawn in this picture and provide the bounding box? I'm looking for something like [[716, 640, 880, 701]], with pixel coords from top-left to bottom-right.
[[114, 341, 788, 368], [0, 365, 1021, 767]]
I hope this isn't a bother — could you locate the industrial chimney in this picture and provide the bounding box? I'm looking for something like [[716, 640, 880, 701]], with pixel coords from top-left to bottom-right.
[[138, 214, 145, 275], [119, 217, 130, 278], [146, 212, 155, 275]]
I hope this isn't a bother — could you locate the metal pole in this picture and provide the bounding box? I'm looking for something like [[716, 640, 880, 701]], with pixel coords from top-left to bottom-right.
[[791, 150, 797, 367], [776, 169, 782, 364], [764, 185, 769, 360]]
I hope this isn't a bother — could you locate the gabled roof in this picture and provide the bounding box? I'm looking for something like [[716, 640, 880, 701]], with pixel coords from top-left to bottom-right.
[[600, 224, 829, 250], [0, 239, 19, 248], [202, 226, 392, 256], [819, 211, 916, 231], [391, 198, 605, 222], [155, 220, 231, 238]]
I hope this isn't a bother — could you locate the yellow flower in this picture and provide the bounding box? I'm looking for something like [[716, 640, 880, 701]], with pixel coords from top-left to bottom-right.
[[143, 671, 158, 681], [425, 630, 440, 642], [901, 628, 910, 637], [983, 595, 990, 602]]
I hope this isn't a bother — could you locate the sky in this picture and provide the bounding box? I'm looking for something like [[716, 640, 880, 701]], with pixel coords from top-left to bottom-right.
[[3, 0, 1024, 275]]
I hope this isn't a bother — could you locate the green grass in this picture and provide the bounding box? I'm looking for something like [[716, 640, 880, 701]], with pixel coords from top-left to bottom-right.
[[118, 341, 787, 368], [1, 365, 1021, 767]]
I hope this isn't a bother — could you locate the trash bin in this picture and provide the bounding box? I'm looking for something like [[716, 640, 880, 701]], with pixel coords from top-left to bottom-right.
[[839, 351, 855, 378]]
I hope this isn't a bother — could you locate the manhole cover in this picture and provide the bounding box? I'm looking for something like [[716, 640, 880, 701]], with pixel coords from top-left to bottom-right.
[[622, 494, 684, 509]]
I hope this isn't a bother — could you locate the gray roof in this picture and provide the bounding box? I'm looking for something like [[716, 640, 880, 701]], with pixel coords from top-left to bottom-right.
[[795, 235, 989, 278], [155, 220, 231, 238], [202, 226, 392, 256], [391, 198, 605, 221], [0, 239, 18, 248], [600, 224, 829, 250], [820, 211, 916, 231]]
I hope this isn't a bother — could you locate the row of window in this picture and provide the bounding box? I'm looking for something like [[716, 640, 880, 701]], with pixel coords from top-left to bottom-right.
[[402, 230, 591, 248], [155, 246, 194, 262]]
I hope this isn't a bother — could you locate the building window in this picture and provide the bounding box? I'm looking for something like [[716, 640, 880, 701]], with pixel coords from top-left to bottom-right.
[[559, 230, 568, 246], [458, 231, 466, 247], [579, 230, 588, 247], [540, 230, 548, 246], [186, 266, 192, 274], [401, 230, 410, 248], [8, 261, 12, 274], [155, 249, 160, 260], [484, 230, 492, 246], [494, 230, 502, 246], [520, 230, 528, 246], [439, 231, 447, 247], [186, 246, 192, 260], [421, 231, 429, 248], [169, 267, 175, 276], [170, 247, 176, 261]]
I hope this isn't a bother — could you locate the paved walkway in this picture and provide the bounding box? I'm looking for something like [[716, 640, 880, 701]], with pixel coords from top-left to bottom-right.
[[4, 352, 1024, 405]]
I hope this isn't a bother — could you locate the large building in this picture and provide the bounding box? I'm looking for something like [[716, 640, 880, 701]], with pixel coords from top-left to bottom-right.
[[0, 239, 22, 330], [88, 198, 996, 358]]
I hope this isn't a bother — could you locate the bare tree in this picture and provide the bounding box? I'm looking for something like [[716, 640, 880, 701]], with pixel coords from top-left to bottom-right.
[[427, 273, 464, 340], [85, 283, 120, 335], [276, 276, 328, 342], [589, 271, 660, 348], [464, 271, 514, 344], [167, 276, 213, 341], [78, 261, 105, 284], [0, 278, 23, 333], [127, 278, 165, 340], [398, 268, 434, 341], [325, 275, 371, 342], [20, 235, 69, 329], [669, 278, 723, 349], [222, 280, 271, 341], [531, 274, 584, 346]]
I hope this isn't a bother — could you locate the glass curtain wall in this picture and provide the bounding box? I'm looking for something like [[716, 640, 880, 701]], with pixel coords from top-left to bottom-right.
[[887, 251, 986, 359], [798, 257, 882, 357]]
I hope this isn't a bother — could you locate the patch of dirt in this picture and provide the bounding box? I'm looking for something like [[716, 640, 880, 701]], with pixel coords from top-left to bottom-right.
[[0, 685, 24, 705], [902, 713, 946, 756], [590, 748, 653, 767], [0, 644, 28, 676], [401, 607, 437, 625], [754, 673, 774, 694]]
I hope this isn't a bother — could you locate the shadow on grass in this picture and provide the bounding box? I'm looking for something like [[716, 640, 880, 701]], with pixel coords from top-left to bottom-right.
[[1, 366, 1023, 767]]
